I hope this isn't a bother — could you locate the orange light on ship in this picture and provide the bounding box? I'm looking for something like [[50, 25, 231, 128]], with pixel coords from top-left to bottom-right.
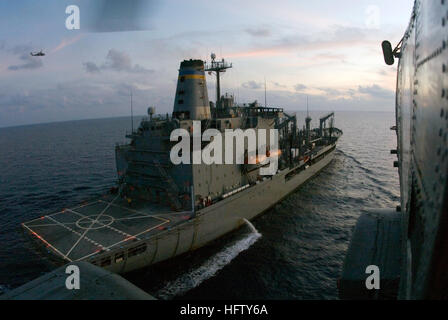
[[249, 150, 282, 164], [269, 149, 282, 157]]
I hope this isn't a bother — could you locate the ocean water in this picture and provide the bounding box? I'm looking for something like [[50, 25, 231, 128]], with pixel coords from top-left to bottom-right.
[[0, 111, 399, 299]]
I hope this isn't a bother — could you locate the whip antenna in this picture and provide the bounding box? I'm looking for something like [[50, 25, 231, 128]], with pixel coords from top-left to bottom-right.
[[130, 89, 134, 132]]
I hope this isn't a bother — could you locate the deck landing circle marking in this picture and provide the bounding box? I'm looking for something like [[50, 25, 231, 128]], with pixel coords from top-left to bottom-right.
[[76, 215, 115, 230]]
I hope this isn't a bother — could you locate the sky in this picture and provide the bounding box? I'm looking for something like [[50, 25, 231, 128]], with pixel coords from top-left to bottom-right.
[[0, 0, 414, 128]]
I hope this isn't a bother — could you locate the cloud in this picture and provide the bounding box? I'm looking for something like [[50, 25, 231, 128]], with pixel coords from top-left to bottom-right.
[[358, 84, 394, 99], [83, 49, 153, 74], [83, 62, 100, 73], [8, 45, 43, 71], [376, 66, 396, 77], [317, 87, 343, 96], [227, 25, 381, 59], [8, 56, 43, 71], [83, 62, 101, 73], [245, 27, 271, 37], [10, 44, 31, 55], [104, 49, 133, 71], [236, 85, 395, 114], [272, 81, 286, 88], [313, 52, 347, 63], [0, 78, 174, 127], [242, 80, 263, 89], [294, 84, 307, 92]]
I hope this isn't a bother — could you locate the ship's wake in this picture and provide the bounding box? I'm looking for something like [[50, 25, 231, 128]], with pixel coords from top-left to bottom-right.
[[0, 284, 10, 296], [155, 218, 261, 300]]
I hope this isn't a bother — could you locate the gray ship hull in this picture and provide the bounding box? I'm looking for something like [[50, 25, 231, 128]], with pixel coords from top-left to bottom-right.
[[23, 143, 336, 274], [98, 144, 336, 274]]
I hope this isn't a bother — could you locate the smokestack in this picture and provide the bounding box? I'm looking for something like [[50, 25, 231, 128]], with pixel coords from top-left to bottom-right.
[[172, 59, 211, 120]]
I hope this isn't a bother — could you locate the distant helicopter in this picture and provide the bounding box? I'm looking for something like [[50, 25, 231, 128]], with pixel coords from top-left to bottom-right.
[[30, 50, 45, 57]]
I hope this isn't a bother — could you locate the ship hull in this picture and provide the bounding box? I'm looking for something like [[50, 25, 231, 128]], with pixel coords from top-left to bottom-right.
[[104, 144, 336, 274]]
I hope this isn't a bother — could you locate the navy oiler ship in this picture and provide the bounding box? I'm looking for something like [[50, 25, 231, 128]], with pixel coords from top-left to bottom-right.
[[22, 55, 342, 274]]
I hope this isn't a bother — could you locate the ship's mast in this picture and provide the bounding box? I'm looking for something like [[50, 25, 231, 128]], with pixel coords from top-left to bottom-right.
[[305, 96, 311, 146], [205, 53, 232, 109], [130, 89, 134, 132]]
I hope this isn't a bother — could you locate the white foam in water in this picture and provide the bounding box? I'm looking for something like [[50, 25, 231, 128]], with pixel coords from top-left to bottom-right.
[[155, 218, 261, 300], [0, 284, 9, 295]]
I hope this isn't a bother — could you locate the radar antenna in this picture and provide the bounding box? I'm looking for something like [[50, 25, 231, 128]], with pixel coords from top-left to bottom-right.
[[205, 53, 232, 108]]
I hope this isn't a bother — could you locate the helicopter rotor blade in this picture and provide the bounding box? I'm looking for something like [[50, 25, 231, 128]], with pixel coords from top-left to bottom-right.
[[79, 0, 157, 33]]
